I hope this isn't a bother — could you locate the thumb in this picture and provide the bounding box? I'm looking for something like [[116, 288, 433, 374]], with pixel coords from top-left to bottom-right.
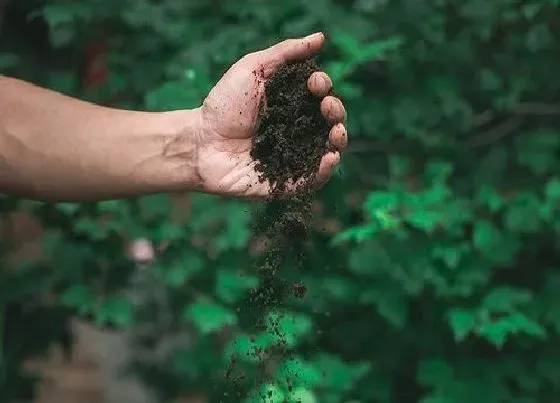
[[256, 32, 325, 69]]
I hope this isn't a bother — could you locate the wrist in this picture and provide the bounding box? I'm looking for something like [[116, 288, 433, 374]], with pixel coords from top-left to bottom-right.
[[156, 107, 204, 193]]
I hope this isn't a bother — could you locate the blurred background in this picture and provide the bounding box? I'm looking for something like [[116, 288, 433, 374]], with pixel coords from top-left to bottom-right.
[[1, 0, 560, 402]]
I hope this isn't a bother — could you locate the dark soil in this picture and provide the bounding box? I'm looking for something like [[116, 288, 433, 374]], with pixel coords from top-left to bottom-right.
[[249, 58, 330, 289], [250, 58, 330, 194], [227, 59, 332, 399], [249, 57, 332, 308]]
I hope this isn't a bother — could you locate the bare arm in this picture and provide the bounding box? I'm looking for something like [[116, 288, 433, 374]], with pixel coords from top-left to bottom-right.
[[0, 75, 202, 202], [0, 34, 347, 203]]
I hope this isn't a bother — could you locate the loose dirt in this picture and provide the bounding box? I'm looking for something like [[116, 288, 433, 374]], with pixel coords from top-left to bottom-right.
[[251, 58, 330, 299], [227, 59, 332, 399], [250, 58, 330, 195]]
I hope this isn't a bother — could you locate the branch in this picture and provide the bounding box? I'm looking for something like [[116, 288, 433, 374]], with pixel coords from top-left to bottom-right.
[[512, 102, 560, 115], [347, 100, 560, 154], [464, 116, 524, 149]]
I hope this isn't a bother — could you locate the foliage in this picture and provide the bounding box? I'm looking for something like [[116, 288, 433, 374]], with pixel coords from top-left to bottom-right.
[[1, 0, 560, 402]]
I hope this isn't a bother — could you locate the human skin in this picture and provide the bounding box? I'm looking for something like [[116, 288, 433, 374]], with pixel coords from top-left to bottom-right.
[[0, 33, 347, 202]]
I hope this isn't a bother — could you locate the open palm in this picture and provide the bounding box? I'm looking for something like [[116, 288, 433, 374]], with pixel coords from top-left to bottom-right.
[[197, 33, 348, 198]]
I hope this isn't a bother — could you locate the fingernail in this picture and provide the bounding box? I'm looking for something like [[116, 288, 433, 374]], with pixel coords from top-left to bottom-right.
[[305, 32, 324, 41], [321, 75, 329, 91], [314, 74, 326, 92]]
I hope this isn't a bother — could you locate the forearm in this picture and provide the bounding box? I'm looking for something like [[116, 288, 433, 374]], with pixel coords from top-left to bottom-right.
[[0, 76, 202, 202]]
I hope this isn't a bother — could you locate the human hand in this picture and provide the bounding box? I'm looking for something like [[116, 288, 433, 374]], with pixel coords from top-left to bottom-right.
[[197, 32, 348, 198]]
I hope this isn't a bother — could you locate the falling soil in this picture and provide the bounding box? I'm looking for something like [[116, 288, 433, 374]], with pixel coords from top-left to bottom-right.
[[226, 59, 332, 400], [250, 58, 330, 303]]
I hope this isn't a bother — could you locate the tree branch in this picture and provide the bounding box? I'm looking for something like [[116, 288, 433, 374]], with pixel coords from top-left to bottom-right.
[[512, 102, 560, 115], [464, 116, 524, 149], [347, 101, 558, 154]]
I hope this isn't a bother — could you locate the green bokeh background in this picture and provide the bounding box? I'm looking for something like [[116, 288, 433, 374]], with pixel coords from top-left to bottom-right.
[[1, 0, 560, 402]]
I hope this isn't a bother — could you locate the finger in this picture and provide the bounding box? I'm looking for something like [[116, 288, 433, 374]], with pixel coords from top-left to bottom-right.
[[260, 32, 325, 69], [321, 96, 346, 124], [315, 151, 341, 187], [329, 123, 348, 151], [307, 72, 332, 98]]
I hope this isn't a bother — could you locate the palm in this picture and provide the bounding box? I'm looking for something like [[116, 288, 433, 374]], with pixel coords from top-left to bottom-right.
[[198, 57, 268, 196]]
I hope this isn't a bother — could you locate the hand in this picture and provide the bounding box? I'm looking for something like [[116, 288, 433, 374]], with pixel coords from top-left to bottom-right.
[[197, 32, 348, 198]]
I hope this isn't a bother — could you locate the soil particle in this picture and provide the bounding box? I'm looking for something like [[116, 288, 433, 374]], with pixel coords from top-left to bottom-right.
[[292, 282, 307, 298]]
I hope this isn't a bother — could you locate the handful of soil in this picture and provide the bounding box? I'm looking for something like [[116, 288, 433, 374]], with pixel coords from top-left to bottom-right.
[[230, 59, 333, 397], [250, 58, 331, 194]]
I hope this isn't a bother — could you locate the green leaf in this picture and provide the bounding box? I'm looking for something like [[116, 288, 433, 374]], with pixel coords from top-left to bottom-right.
[[331, 224, 376, 245], [243, 384, 286, 403], [503, 194, 543, 233], [356, 36, 405, 63], [364, 191, 399, 212], [0, 53, 21, 70], [55, 203, 81, 215], [425, 161, 453, 183], [480, 68, 502, 91], [276, 357, 323, 389], [225, 333, 274, 364], [432, 245, 463, 269], [60, 284, 95, 314], [447, 308, 476, 342], [337, 82, 363, 99], [259, 384, 286, 403], [156, 253, 204, 287], [311, 354, 370, 392], [286, 387, 317, 403], [372, 209, 401, 230], [475, 185, 504, 212], [265, 310, 312, 347], [215, 270, 259, 304], [330, 32, 363, 58], [325, 61, 354, 82], [545, 178, 560, 203], [473, 220, 501, 251], [96, 200, 124, 213], [215, 203, 252, 251], [516, 131, 560, 175], [320, 276, 359, 301], [138, 194, 172, 219], [476, 313, 546, 348], [95, 297, 135, 328], [417, 358, 453, 387], [145, 72, 210, 110], [361, 287, 408, 329], [537, 274, 560, 334], [407, 210, 442, 233], [480, 286, 533, 313], [42, 5, 77, 26], [183, 302, 237, 335], [389, 155, 412, 177]]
